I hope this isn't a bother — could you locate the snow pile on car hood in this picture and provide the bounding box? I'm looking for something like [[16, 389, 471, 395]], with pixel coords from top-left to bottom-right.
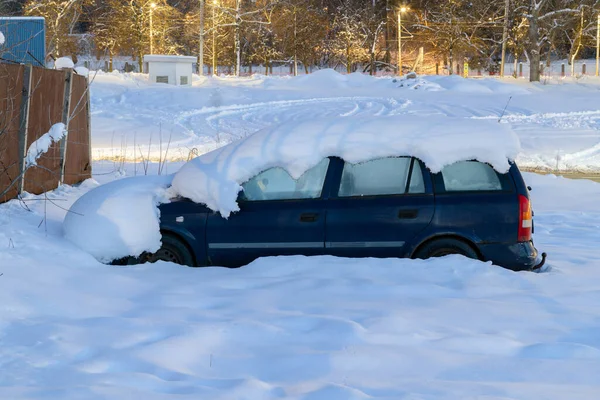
[[171, 114, 521, 218], [63, 175, 173, 262]]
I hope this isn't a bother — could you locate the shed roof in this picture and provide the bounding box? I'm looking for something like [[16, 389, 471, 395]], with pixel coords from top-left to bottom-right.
[[0, 17, 45, 21], [143, 55, 196, 63]]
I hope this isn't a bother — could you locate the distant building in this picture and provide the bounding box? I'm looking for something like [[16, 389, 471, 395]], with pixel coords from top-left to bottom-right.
[[0, 17, 45, 67], [143, 55, 195, 86]]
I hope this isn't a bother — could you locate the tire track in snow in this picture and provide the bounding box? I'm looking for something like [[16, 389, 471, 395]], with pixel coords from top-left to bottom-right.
[[174, 97, 411, 141]]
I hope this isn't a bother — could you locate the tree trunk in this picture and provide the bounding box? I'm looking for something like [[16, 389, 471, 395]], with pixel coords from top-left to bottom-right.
[[526, 4, 541, 82], [449, 46, 454, 75], [346, 45, 351, 74], [293, 8, 298, 76], [234, 0, 242, 77], [199, 0, 205, 75]]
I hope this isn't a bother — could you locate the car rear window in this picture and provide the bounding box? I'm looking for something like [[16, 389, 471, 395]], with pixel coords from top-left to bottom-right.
[[440, 161, 503, 192]]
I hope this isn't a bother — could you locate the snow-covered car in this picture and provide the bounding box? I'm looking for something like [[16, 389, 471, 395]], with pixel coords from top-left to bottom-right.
[[132, 156, 545, 271], [64, 115, 545, 271]]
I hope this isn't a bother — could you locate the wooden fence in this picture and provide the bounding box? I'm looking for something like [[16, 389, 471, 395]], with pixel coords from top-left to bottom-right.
[[0, 63, 91, 203]]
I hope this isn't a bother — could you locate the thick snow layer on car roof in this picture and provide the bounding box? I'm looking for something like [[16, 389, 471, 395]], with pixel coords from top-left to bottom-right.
[[171, 114, 521, 218]]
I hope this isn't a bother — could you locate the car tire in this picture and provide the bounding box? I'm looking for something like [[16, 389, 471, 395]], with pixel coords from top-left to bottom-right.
[[114, 234, 195, 267], [414, 238, 479, 261]]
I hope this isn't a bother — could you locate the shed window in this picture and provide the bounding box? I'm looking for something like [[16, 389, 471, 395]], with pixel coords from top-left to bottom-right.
[[156, 76, 169, 84], [180, 76, 189, 85]]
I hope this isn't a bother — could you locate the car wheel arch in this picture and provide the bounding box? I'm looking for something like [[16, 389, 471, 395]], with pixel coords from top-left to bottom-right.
[[410, 234, 483, 261], [160, 229, 199, 267]]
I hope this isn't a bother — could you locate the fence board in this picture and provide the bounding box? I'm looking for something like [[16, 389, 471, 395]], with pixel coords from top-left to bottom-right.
[[64, 73, 91, 184], [0, 64, 24, 203], [23, 66, 65, 194]]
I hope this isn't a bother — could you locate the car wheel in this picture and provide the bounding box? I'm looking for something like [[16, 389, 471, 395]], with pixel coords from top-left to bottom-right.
[[114, 234, 195, 267], [414, 238, 479, 261]]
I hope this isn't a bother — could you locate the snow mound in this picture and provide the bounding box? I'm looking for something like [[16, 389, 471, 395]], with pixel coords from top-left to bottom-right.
[[55, 56, 75, 70], [25, 123, 67, 167], [0, 31, 5, 46], [75, 66, 89, 77], [288, 69, 350, 89], [171, 115, 521, 217], [427, 75, 494, 93], [63, 175, 173, 262], [395, 75, 444, 91]]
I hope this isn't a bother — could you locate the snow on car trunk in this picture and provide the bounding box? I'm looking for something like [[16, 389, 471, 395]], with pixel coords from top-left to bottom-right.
[[171, 114, 520, 218]]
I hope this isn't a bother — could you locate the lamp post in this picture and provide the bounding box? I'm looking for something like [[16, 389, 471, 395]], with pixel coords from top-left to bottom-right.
[[150, 2, 157, 54], [500, 0, 510, 77], [212, 0, 218, 75], [596, 13, 599, 77], [397, 6, 408, 76]]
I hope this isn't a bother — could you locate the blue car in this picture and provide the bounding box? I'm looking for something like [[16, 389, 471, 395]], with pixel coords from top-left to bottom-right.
[[126, 156, 546, 271]]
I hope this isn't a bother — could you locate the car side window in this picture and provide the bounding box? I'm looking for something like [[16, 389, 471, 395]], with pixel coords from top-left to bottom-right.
[[240, 158, 330, 201], [408, 161, 425, 193], [441, 161, 502, 191], [339, 157, 423, 197]]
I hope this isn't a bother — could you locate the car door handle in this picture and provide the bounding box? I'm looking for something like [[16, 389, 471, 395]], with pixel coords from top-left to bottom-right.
[[398, 209, 418, 219], [300, 213, 319, 223]]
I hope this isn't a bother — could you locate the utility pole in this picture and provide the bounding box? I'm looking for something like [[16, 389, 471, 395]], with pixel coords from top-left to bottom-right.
[[397, 7, 407, 76], [596, 13, 599, 77], [150, 2, 157, 54], [500, 0, 510, 77], [212, 0, 217, 75], [199, 0, 205, 75]]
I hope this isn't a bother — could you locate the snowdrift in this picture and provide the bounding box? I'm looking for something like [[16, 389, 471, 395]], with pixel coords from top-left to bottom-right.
[[63, 175, 173, 262]]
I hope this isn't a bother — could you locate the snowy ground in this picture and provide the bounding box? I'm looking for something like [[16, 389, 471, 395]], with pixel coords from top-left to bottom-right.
[[90, 70, 600, 172], [1, 167, 600, 399], [2, 71, 600, 398]]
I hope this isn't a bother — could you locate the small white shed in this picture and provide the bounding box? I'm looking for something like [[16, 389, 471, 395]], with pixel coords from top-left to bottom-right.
[[143, 55, 195, 86]]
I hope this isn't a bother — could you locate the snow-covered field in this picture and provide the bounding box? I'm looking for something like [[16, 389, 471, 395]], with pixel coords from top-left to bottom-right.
[[90, 70, 600, 172], [2, 71, 600, 399], [1, 171, 600, 399]]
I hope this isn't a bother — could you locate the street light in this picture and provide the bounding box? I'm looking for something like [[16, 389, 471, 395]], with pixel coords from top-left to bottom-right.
[[150, 2, 157, 54], [397, 6, 409, 76], [212, 0, 218, 76], [596, 13, 599, 77]]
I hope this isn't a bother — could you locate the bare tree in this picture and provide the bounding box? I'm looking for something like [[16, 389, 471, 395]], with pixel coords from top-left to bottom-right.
[[24, 0, 93, 58], [217, 0, 278, 76]]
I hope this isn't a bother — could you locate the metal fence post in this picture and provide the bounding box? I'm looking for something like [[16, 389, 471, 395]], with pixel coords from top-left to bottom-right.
[[17, 64, 32, 194], [519, 62, 523, 77], [59, 69, 73, 185]]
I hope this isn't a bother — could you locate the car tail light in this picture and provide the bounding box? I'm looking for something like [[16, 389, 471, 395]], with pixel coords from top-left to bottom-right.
[[518, 194, 532, 242]]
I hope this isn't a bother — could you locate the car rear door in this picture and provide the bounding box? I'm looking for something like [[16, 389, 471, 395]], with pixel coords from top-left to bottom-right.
[[205, 158, 333, 267], [430, 161, 518, 243], [324, 157, 435, 258]]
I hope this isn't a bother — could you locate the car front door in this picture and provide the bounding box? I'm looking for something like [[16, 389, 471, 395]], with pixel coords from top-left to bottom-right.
[[205, 158, 333, 267], [325, 157, 435, 258]]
